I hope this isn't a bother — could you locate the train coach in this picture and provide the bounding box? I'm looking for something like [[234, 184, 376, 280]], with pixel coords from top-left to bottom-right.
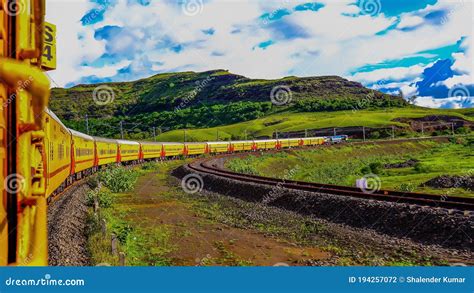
[[230, 141, 255, 152], [117, 140, 141, 163], [44, 109, 72, 197], [278, 138, 302, 149], [184, 142, 208, 156], [302, 137, 326, 146], [254, 139, 279, 150], [70, 129, 95, 179], [207, 141, 231, 154], [94, 137, 119, 167], [161, 142, 185, 158], [140, 141, 163, 160]]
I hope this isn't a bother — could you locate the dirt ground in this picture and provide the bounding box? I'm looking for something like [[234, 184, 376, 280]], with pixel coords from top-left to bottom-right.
[[118, 171, 330, 266]]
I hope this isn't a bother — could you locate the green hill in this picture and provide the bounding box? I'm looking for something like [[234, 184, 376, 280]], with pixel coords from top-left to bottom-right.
[[49, 70, 407, 139], [154, 108, 474, 142]]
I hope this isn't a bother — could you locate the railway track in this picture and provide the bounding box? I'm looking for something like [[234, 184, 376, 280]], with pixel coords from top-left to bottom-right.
[[187, 157, 474, 212]]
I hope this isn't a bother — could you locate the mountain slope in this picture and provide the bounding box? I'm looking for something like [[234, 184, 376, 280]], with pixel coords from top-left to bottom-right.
[[49, 70, 407, 138], [50, 70, 403, 117], [154, 108, 474, 142]]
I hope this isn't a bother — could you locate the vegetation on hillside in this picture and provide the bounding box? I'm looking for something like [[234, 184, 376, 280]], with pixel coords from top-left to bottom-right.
[[153, 107, 474, 142], [295, 94, 406, 112], [50, 70, 409, 139], [64, 101, 275, 139]]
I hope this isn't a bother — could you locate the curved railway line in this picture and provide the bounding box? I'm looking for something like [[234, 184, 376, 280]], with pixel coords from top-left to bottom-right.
[[187, 156, 474, 212]]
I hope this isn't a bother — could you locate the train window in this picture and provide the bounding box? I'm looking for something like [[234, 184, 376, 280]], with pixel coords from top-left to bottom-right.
[[58, 144, 64, 160], [50, 142, 54, 161]]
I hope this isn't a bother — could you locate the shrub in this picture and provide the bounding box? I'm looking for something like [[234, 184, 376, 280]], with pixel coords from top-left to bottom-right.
[[397, 183, 416, 192], [370, 162, 383, 174], [86, 188, 114, 208], [226, 158, 260, 175], [464, 137, 474, 147], [456, 127, 471, 135], [370, 131, 380, 139], [141, 161, 158, 170], [111, 220, 133, 244], [413, 162, 430, 173], [87, 176, 100, 189], [98, 166, 138, 193], [361, 162, 383, 175]]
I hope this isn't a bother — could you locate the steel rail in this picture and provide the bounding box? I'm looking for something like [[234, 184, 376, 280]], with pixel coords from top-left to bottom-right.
[[187, 157, 474, 212]]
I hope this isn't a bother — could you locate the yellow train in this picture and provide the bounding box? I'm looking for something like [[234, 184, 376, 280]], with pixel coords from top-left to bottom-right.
[[0, 0, 346, 266]]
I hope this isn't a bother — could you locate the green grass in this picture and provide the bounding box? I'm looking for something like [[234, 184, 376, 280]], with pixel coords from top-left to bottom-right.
[[87, 203, 174, 266], [155, 107, 474, 142], [86, 166, 175, 266], [213, 241, 253, 266], [226, 137, 474, 197]]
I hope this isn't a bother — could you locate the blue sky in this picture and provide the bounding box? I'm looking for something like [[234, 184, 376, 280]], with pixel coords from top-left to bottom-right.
[[47, 0, 473, 108]]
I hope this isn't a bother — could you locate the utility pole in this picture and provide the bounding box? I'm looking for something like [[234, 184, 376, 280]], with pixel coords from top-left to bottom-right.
[[451, 122, 455, 136], [275, 130, 278, 139], [304, 129, 307, 138], [216, 130, 219, 141], [333, 128, 336, 136], [152, 127, 156, 142], [120, 120, 124, 139], [85, 114, 90, 134], [362, 126, 366, 141], [421, 122, 424, 137], [184, 129, 187, 143]]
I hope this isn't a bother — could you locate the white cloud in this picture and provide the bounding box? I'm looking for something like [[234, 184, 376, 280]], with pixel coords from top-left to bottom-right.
[[415, 96, 473, 109], [443, 36, 474, 87], [398, 15, 424, 29], [44, 0, 474, 108], [399, 83, 419, 98], [287, 2, 396, 41], [351, 64, 428, 84], [80, 59, 132, 78]]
